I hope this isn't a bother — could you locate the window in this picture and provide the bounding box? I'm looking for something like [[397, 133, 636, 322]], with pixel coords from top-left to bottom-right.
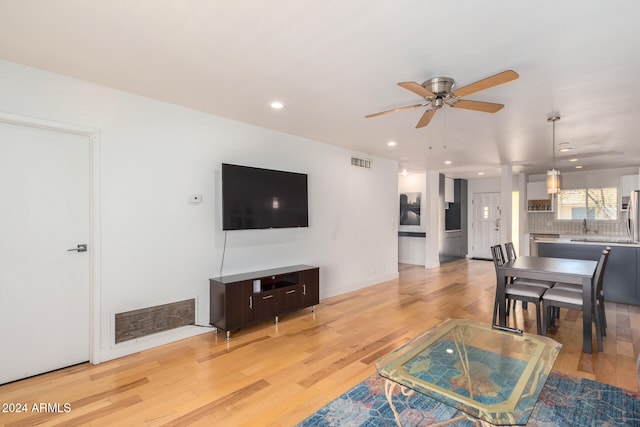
[[557, 187, 618, 220]]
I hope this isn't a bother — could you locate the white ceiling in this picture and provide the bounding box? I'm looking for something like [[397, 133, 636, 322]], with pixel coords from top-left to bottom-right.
[[1, 1, 640, 178]]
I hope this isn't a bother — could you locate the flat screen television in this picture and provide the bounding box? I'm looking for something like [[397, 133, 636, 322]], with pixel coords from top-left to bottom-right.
[[221, 163, 309, 230]]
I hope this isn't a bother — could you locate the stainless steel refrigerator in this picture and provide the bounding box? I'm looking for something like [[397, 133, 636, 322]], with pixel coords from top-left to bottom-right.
[[627, 190, 640, 243]]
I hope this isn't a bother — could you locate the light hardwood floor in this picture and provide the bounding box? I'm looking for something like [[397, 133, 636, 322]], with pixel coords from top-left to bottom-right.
[[1, 259, 639, 426]]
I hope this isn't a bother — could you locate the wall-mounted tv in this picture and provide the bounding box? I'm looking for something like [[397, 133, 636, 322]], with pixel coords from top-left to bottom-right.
[[222, 163, 309, 230]]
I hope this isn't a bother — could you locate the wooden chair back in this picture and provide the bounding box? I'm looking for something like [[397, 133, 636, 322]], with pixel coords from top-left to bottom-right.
[[505, 241, 517, 262], [594, 249, 610, 301], [490, 244, 505, 269]]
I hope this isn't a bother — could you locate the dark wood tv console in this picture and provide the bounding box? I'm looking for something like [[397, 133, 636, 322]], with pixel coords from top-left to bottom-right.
[[209, 265, 319, 339]]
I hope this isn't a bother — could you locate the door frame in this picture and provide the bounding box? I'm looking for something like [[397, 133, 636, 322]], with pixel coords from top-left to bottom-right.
[[0, 111, 102, 364], [472, 191, 501, 259]]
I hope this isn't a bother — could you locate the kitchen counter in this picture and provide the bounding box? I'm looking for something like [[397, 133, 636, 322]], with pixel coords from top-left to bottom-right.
[[535, 238, 640, 306], [534, 235, 639, 247]]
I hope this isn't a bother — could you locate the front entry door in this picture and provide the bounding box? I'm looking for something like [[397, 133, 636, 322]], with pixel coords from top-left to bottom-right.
[[0, 120, 91, 384], [473, 192, 501, 259]]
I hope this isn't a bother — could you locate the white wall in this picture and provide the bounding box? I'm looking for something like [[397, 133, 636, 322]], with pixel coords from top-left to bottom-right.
[[0, 59, 399, 362]]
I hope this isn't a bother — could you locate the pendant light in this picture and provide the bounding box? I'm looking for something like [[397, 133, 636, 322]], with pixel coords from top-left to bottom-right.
[[547, 114, 561, 194]]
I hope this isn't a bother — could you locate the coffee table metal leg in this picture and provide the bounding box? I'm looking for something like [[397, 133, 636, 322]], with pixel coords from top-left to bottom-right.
[[383, 379, 398, 425], [384, 377, 503, 426]]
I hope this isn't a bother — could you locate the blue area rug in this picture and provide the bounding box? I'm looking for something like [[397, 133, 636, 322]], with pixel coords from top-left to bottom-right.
[[297, 371, 640, 426]]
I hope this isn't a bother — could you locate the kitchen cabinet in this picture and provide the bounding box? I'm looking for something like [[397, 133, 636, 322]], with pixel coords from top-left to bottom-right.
[[527, 181, 553, 212], [442, 231, 465, 258], [445, 177, 454, 203], [527, 181, 549, 200], [621, 175, 639, 210], [621, 175, 639, 197]]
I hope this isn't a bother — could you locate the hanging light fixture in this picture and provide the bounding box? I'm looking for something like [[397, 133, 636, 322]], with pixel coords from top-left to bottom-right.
[[547, 114, 561, 194]]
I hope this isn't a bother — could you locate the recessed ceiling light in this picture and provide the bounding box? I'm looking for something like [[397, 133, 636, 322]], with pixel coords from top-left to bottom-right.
[[478, 172, 485, 175], [576, 165, 583, 169], [387, 141, 396, 147], [559, 142, 571, 152], [270, 101, 284, 109], [444, 160, 452, 165], [569, 158, 579, 162]]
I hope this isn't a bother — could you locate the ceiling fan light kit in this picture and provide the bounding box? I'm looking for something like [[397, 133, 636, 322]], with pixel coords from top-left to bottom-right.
[[547, 114, 561, 194], [366, 70, 519, 129]]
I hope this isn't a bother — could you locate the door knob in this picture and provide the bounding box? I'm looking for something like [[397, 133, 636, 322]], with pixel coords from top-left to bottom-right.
[[67, 244, 87, 252]]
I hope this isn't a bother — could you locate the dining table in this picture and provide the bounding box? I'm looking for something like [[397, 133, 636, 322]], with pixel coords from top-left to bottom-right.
[[495, 256, 598, 353]]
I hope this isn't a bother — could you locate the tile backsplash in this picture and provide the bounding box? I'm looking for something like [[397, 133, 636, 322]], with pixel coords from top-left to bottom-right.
[[527, 212, 629, 236]]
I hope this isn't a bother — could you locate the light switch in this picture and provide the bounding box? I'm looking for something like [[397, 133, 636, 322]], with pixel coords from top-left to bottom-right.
[[189, 194, 203, 204]]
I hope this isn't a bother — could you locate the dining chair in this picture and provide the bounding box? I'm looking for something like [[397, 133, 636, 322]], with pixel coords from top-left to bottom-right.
[[491, 244, 546, 335], [596, 247, 611, 333], [504, 242, 553, 289], [504, 241, 517, 262], [542, 249, 609, 352], [548, 247, 610, 335], [503, 241, 553, 312]]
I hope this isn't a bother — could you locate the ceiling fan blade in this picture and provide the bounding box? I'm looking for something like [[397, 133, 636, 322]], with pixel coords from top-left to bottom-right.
[[416, 109, 437, 128], [451, 99, 504, 113], [365, 103, 427, 118], [398, 81, 435, 98], [452, 70, 519, 98]]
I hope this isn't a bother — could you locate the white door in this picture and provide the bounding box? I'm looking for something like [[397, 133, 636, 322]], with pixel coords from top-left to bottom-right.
[[0, 121, 90, 384], [472, 192, 501, 259]]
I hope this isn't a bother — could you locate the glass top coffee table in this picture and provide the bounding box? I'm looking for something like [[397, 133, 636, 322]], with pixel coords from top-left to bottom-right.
[[376, 319, 561, 425]]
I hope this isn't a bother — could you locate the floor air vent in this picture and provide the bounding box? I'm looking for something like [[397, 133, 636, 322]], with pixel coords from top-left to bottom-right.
[[115, 299, 195, 343], [351, 156, 372, 169]]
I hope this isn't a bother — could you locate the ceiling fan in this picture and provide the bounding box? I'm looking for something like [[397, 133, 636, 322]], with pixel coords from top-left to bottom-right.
[[366, 70, 519, 128]]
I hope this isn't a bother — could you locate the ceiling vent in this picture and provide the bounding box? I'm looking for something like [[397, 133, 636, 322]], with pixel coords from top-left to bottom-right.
[[351, 156, 372, 169]]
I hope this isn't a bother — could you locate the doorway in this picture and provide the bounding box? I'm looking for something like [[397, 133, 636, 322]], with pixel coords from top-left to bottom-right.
[[472, 192, 501, 260], [0, 115, 98, 384]]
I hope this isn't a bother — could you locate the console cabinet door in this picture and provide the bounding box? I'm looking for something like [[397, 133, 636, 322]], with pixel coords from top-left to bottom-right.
[[225, 280, 254, 330], [281, 285, 301, 313], [299, 268, 319, 308], [253, 289, 281, 321]]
